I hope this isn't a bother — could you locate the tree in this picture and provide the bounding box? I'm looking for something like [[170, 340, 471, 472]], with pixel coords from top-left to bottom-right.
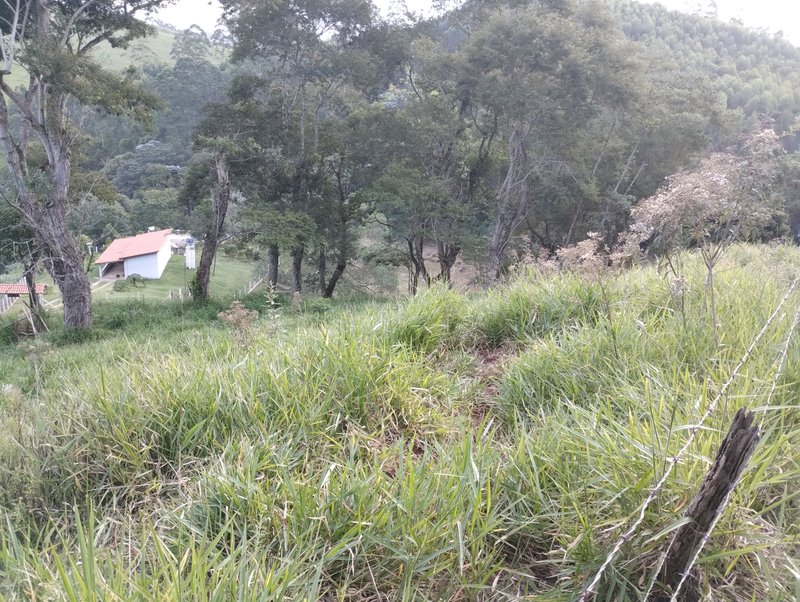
[[453, 1, 639, 277], [625, 126, 785, 344], [189, 75, 266, 301], [219, 0, 379, 294], [0, 0, 172, 329], [170, 25, 211, 60], [628, 127, 785, 257], [364, 60, 492, 291]]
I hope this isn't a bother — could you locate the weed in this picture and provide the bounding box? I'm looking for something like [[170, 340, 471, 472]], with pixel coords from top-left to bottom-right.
[[218, 301, 259, 347]]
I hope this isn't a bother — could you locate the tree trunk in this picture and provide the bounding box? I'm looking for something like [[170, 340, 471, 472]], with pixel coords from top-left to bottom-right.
[[291, 245, 304, 293], [24, 266, 38, 310], [322, 172, 351, 299], [37, 209, 92, 329], [44, 148, 93, 328], [490, 199, 526, 279], [23, 262, 41, 314], [323, 256, 346, 299], [406, 235, 430, 295], [436, 240, 460, 284], [408, 239, 419, 296], [0, 81, 93, 328], [317, 246, 326, 295], [195, 152, 230, 301], [267, 244, 279, 288], [489, 125, 532, 279], [414, 235, 430, 288]]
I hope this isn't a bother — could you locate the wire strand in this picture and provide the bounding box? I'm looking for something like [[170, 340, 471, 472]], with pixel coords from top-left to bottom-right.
[[665, 292, 800, 601], [578, 277, 799, 602]]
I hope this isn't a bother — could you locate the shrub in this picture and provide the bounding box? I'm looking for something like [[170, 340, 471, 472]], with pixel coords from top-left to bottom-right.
[[217, 301, 259, 346], [126, 273, 146, 287]]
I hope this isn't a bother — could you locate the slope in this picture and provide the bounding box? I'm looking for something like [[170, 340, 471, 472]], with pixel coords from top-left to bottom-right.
[[1, 244, 798, 600]]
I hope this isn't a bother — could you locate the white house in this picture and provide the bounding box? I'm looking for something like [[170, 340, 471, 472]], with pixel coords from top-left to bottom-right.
[[95, 229, 173, 280]]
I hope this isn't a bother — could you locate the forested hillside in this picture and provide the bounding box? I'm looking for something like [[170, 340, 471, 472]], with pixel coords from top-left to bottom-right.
[[619, 1, 800, 133], [2, 0, 800, 321]]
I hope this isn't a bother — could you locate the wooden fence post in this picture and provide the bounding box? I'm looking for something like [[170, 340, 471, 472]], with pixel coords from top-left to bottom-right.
[[648, 408, 760, 602]]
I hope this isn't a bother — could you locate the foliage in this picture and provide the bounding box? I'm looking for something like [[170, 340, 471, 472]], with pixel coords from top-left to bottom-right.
[[625, 127, 786, 257], [217, 300, 259, 346], [188, 274, 202, 300], [126, 274, 146, 287], [0, 246, 799, 599], [618, 1, 800, 135]]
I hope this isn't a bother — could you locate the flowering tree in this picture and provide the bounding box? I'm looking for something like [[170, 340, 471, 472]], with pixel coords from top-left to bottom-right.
[[626, 127, 785, 342], [628, 128, 784, 257]]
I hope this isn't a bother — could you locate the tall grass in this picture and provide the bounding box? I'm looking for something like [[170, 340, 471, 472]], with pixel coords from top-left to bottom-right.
[[1, 245, 799, 600]]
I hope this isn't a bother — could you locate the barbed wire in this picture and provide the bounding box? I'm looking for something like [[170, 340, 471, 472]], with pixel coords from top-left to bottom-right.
[[660, 290, 800, 601], [577, 276, 800, 602]]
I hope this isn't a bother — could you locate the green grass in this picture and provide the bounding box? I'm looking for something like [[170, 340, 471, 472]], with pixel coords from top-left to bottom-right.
[[94, 253, 258, 302], [3, 253, 257, 308], [0, 244, 799, 600], [0, 254, 258, 333]]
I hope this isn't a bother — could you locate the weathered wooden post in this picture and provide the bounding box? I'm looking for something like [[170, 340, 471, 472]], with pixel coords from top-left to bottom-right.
[[648, 408, 760, 602]]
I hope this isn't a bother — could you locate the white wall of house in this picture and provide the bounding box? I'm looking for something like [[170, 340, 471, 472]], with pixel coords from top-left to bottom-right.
[[124, 253, 160, 279], [155, 239, 171, 276], [123, 241, 171, 279]]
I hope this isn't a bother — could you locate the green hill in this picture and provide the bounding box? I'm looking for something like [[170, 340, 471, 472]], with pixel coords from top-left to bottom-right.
[[1, 244, 798, 600], [3, 27, 226, 89], [618, 1, 800, 131]]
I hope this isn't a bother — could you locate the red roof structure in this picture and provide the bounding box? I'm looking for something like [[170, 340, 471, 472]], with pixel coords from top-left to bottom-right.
[[0, 283, 47, 295], [95, 229, 173, 265]]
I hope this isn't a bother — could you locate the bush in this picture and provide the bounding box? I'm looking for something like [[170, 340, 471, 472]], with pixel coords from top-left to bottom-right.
[[126, 273, 146, 287]]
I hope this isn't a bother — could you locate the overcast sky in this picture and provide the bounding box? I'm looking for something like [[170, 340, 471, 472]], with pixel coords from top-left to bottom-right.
[[152, 0, 800, 46]]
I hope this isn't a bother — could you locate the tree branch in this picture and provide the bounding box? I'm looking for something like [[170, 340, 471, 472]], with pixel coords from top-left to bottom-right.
[[59, 0, 101, 49]]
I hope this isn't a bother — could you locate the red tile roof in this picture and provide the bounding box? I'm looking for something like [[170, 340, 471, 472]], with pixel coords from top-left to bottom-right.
[[95, 229, 173, 265], [0, 283, 47, 295]]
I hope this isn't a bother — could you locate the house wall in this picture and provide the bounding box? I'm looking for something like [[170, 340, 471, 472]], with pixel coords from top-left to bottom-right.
[[155, 238, 171, 276], [123, 239, 172, 279], [117, 238, 173, 280], [124, 253, 160, 279]]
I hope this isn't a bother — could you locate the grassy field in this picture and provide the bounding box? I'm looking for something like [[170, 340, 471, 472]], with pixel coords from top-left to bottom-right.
[[0, 254, 259, 326], [94, 254, 259, 302], [0, 244, 799, 600]]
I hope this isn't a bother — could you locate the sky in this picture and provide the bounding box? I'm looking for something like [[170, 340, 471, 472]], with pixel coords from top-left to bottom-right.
[[655, 0, 800, 45], [152, 0, 800, 46]]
